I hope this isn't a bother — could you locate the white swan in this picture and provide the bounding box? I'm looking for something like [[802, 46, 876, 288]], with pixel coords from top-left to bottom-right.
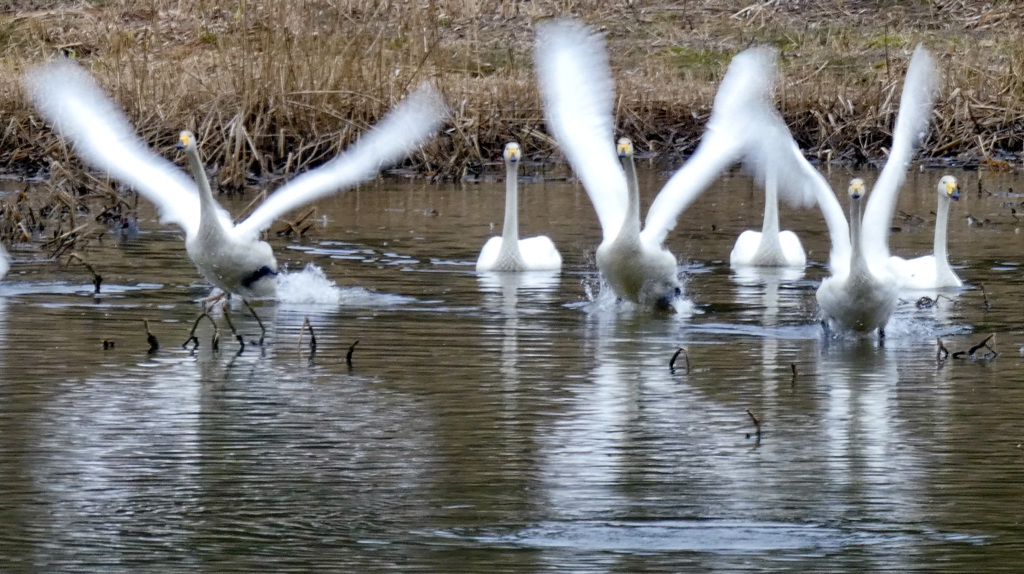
[[740, 45, 937, 337], [887, 175, 961, 289], [476, 142, 562, 272], [815, 178, 899, 334], [729, 158, 807, 268], [27, 59, 445, 303], [534, 20, 777, 310]]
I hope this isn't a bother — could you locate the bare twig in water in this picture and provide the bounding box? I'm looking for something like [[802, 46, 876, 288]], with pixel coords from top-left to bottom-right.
[[790, 363, 798, 385], [143, 319, 159, 354], [221, 308, 246, 352], [183, 312, 220, 352], [298, 317, 317, 355], [937, 337, 950, 361], [745, 409, 762, 441], [968, 334, 997, 358], [346, 340, 359, 369], [669, 346, 689, 373], [242, 299, 267, 345], [916, 294, 954, 309], [67, 252, 102, 294], [980, 284, 992, 310]]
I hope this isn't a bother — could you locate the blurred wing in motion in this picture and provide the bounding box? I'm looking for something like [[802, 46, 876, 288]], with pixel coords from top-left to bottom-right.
[[744, 121, 851, 274], [26, 59, 206, 236], [233, 83, 447, 240], [860, 45, 938, 265], [534, 19, 628, 242], [640, 46, 778, 248]]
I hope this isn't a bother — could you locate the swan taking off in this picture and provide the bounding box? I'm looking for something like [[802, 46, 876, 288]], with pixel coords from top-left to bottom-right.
[[476, 142, 562, 272], [887, 175, 962, 290], [26, 59, 445, 308], [738, 45, 937, 337], [535, 19, 771, 310], [729, 157, 807, 268]]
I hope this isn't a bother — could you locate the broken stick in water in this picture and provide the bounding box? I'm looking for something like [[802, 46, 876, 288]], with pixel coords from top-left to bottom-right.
[[669, 346, 689, 373], [346, 340, 359, 369], [144, 319, 159, 354], [298, 317, 317, 354], [67, 252, 102, 294], [745, 409, 762, 442], [183, 312, 220, 352]]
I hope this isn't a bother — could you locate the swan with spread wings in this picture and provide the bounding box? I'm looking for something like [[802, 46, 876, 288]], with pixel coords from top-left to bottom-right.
[[740, 46, 938, 337], [534, 20, 799, 310], [27, 59, 445, 306]]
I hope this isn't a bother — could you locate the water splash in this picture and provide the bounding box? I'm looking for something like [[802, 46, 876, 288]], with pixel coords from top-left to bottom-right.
[[275, 264, 415, 307]]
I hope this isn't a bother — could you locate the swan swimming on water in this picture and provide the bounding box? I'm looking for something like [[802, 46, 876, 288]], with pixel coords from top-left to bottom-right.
[[534, 20, 773, 310], [27, 59, 445, 337], [741, 45, 938, 338], [476, 142, 562, 272], [729, 157, 807, 269], [887, 175, 962, 290]]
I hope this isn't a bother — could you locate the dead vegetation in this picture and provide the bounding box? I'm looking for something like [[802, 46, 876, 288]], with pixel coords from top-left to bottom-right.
[[0, 0, 1019, 199]]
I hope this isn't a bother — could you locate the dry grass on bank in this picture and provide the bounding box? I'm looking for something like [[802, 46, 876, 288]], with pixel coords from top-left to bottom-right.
[[0, 0, 1020, 193]]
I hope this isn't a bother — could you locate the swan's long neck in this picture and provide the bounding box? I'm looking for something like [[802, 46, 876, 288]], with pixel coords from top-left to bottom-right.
[[934, 193, 950, 267], [619, 154, 642, 241], [500, 159, 520, 247], [754, 163, 785, 260], [184, 146, 225, 238], [494, 157, 525, 268], [849, 194, 869, 275]]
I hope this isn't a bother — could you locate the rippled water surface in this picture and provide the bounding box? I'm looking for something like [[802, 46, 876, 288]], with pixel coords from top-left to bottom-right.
[[1, 166, 1023, 572]]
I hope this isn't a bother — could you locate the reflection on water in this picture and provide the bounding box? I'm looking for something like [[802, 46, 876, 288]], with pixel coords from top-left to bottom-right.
[[0, 169, 1022, 572]]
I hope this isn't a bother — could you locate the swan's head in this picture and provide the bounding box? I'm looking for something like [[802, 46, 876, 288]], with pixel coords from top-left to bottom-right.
[[503, 141, 521, 163], [652, 283, 684, 313], [616, 138, 634, 159], [848, 178, 865, 200], [939, 175, 959, 201], [177, 130, 197, 151]]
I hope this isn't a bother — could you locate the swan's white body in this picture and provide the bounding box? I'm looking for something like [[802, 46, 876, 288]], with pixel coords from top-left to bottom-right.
[[0, 246, 9, 280], [729, 162, 807, 268], [535, 20, 780, 309], [476, 142, 562, 272], [27, 59, 445, 299], [739, 46, 937, 335], [887, 175, 962, 290], [815, 180, 899, 333]]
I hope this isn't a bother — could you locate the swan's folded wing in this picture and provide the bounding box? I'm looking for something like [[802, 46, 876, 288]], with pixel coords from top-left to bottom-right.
[[534, 19, 627, 241], [860, 45, 937, 264], [640, 47, 778, 248], [233, 83, 446, 240], [26, 59, 202, 236]]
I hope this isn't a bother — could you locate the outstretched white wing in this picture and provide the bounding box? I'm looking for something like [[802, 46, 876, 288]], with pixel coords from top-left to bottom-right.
[[747, 120, 852, 275], [640, 47, 778, 248], [26, 59, 203, 237], [534, 19, 627, 242], [233, 84, 446, 240], [860, 45, 937, 265]]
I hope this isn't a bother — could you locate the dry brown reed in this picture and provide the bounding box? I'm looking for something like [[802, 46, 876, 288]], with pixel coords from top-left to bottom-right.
[[0, 0, 1020, 197]]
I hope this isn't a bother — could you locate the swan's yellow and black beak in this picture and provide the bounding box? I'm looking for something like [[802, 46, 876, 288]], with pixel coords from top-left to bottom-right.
[[945, 178, 960, 201], [176, 132, 191, 150], [848, 179, 865, 200], [503, 142, 521, 163], [617, 138, 633, 159]]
